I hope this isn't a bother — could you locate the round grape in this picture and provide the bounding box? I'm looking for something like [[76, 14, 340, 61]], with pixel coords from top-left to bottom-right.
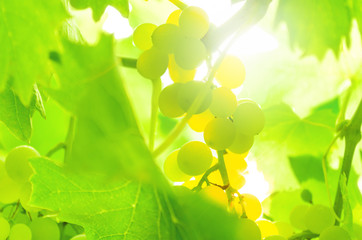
[[237, 218, 261, 240], [256, 220, 279, 239], [304, 204, 334, 234], [5, 145, 40, 184], [239, 193, 262, 220], [71, 234, 87, 240], [319, 226, 351, 240], [209, 87, 237, 118], [179, 6, 209, 39], [204, 118, 236, 150], [228, 132, 254, 154], [30, 218, 60, 240], [20, 182, 40, 213], [174, 36, 207, 70], [233, 101, 265, 136], [215, 55, 245, 89], [274, 222, 294, 238], [264, 236, 287, 240], [158, 83, 185, 118], [133, 23, 157, 50], [8, 224, 31, 240], [0, 161, 21, 204], [200, 185, 228, 206], [227, 169, 245, 189], [164, 150, 191, 182], [177, 81, 212, 114], [0, 216, 10, 240], [177, 141, 212, 176], [167, 9, 182, 25], [168, 54, 196, 83], [136, 47, 168, 80], [152, 24, 182, 53], [289, 204, 310, 230], [188, 109, 214, 132], [224, 152, 247, 173]]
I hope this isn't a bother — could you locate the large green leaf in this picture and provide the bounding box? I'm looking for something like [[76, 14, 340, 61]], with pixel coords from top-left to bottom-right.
[[0, 0, 68, 104], [70, 0, 129, 21], [275, 0, 352, 59]]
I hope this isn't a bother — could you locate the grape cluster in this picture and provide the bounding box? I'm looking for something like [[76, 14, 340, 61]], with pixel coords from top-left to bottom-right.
[[0, 146, 86, 240], [134, 7, 209, 80]]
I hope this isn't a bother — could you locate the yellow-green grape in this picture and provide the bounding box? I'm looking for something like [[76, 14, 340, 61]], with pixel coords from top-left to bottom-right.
[[168, 54, 196, 83], [237, 218, 262, 240], [167, 9, 182, 25], [177, 81, 212, 114], [30, 218, 60, 240], [133, 23, 157, 50], [182, 175, 202, 189], [174, 37, 207, 70], [20, 182, 40, 213], [158, 83, 185, 118], [0, 161, 21, 204], [256, 220, 279, 239], [137, 47, 168, 80], [177, 141, 212, 176], [228, 132, 254, 154], [264, 236, 287, 240], [289, 204, 310, 230], [215, 55, 245, 89], [5, 145, 40, 184], [204, 118, 236, 150], [179, 6, 209, 39], [304, 204, 334, 234], [152, 24, 182, 53], [208, 170, 223, 186], [274, 222, 294, 238], [319, 226, 351, 240], [224, 152, 247, 173], [0, 216, 10, 240], [200, 185, 228, 206], [71, 234, 87, 240], [233, 101, 265, 136], [227, 169, 245, 189], [209, 87, 237, 118], [163, 150, 191, 182], [239, 193, 262, 220], [188, 109, 214, 132], [8, 224, 31, 240]]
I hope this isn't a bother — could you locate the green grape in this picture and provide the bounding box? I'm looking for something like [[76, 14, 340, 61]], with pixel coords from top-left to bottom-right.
[[177, 141, 212, 176], [200, 185, 228, 206], [237, 218, 261, 240], [70, 234, 87, 240], [224, 152, 247, 173], [5, 145, 40, 184], [20, 182, 40, 213], [166, 9, 182, 25], [204, 118, 236, 150], [158, 83, 185, 118], [163, 150, 191, 182], [174, 36, 207, 70], [256, 220, 279, 239], [215, 55, 245, 89], [228, 132, 254, 154], [8, 224, 32, 240], [136, 47, 168, 80], [30, 218, 60, 240], [227, 169, 245, 189], [0, 161, 21, 204], [304, 204, 334, 234], [168, 54, 196, 83], [233, 101, 265, 136], [238, 193, 262, 220], [0, 216, 10, 240], [133, 23, 157, 50], [188, 109, 214, 132], [177, 81, 212, 114], [152, 24, 182, 53], [319, 226, 351, 240], [274, 222, 294, 238], [209, 87, 237, 118], [264, 236, 287, 240], [179, 6, 209, 39], [289, 204, 310, 230]]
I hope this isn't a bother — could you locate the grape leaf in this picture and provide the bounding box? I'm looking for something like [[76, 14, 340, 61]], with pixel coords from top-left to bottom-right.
[[0, 0, 68, 105], [275, 0, 352, 59], [70, 0, 129, 21], [289, 155, 324, 183], [0, 86, 45, 142]]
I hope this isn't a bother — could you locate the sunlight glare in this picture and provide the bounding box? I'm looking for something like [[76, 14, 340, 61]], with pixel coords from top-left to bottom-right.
[[102, 6, 133, 39]]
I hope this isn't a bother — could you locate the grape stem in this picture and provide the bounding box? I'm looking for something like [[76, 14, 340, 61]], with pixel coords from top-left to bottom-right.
[[46, 142, 66, 157], [192, 164, 219, 191], [333, 97, 362, 225], [288, 231, 319, 240], [149, 78, 162, 151], [217, 150, 234, 203]]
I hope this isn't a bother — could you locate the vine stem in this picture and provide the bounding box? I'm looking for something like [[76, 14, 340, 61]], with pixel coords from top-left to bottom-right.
[[168, 0, 187, 9], [333, 98, 362, 225], [192, 164, 219, 191], [217, 150, 234, 203], [149, 78, 162, 151]]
